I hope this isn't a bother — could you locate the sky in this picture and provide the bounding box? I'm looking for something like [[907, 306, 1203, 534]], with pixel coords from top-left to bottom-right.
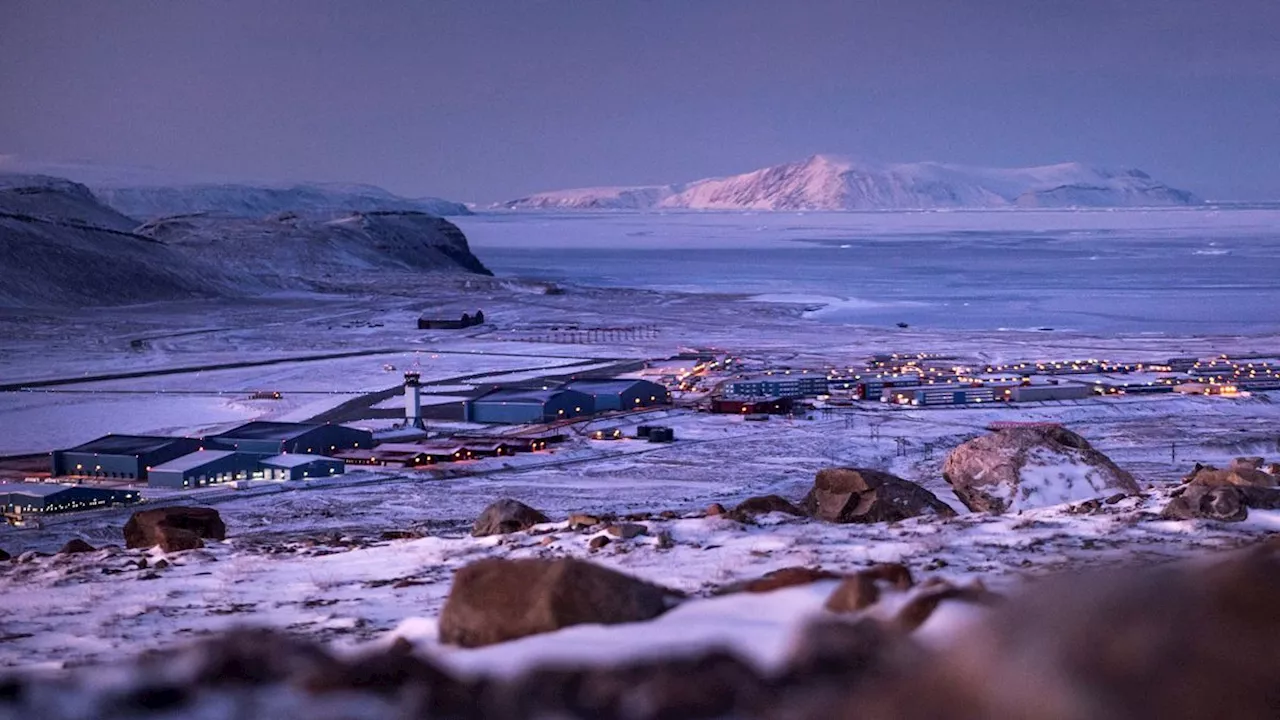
[[2, 0, 1278, 202]]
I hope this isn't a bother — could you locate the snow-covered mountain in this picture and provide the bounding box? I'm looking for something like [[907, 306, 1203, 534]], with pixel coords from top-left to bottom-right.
[[94, 182, 470, 221], [503, 155, 1199, 210]]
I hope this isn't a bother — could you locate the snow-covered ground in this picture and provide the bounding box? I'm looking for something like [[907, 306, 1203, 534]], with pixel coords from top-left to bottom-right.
[[2, 208, 1278, 685]]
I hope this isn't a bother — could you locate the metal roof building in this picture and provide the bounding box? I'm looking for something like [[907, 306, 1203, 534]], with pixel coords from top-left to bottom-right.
[[148, 450, 263, 489], [0, 482, 141, 514], [562, 379, 671, 412], [205, 421, 372, 456], [259, 454, 345, 481], [722, 374, 830, 399], [465, 387, 595, 424], [52, 434, 205, 481]]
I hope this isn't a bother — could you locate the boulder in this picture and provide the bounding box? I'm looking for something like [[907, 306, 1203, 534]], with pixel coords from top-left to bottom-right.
[[726, 494, 806, 522], [438, 558, 677, 647], [1231, 456, 1264, 470], [719, 566, 843, 595], [705, 503, 727, 516], [58, 538, 96, 555], [567, 513, 600, 530], [1161, 476, 1280, 521], [123, 507, 225, 550], [0, 548, 10, 562], [471, 498, 549, 537], [588, 535, 611, 550], [801, 468, 956, 523], [1186, 466, 1277, 489], [605, 523, 648, 539], [825, 574, 881, 613], [942, 427, 1140, 513]]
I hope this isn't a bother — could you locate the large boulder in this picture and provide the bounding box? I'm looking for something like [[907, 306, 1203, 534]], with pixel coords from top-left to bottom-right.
[[471, 498, 550, 537], [801, 468, 956, 523], [438, 558, 677, 647], [58, 538, 96, 555], [942, 427, 1140, 513], [123, 506, 225, 551]]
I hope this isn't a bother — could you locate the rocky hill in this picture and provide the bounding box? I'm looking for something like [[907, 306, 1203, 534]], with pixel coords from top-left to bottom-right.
[[137, 210, 491, 288], [503, 155, 1199, 211], [0, 174, 225, 307], [0, 174, 491, 307]]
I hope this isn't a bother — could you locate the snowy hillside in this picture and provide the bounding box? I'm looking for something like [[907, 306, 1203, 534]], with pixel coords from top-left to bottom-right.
[[0, 174, 491, 307], [0, 174, 228, 307], [137, 210, 492, 285], [95, 182, 471, 220], [503, 155, 1199, 210]]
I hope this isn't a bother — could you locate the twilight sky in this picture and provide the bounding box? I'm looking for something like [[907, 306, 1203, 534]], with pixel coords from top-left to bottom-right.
[[2, 0, 1278, 202]]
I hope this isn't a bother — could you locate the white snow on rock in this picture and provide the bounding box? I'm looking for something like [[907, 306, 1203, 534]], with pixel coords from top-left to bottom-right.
[[502, 155, 1198, 211]]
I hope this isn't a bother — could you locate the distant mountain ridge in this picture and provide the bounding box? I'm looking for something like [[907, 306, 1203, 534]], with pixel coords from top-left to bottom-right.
[[503, 155, 1199, 210], [93, 182, 470, 220]]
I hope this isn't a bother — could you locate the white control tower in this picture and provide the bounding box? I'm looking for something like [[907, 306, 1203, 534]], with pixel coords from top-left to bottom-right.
[[404, 371, 424, 429]]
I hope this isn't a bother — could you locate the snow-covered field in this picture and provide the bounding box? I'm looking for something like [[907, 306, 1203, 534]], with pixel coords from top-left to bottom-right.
[[1, 208, 1278, 694]]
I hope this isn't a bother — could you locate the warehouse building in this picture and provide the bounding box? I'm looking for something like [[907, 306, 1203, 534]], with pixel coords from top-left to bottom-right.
[[52, 434, 205, 481], [205, 421, 372, 456], [884, 384, 1000, 406], [711, 396, 794, 415], [1008, 383, 1095, 402], [722, 374, 830, 398], [0, 483, 141, 515], [465, 387, 595, 424], [259, 454, 345, 481], [148, 450, 263, 488], [562, 378, 671, 411]]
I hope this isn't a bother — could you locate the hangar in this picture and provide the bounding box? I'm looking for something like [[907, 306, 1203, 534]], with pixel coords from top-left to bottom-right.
[[562, 378, 671, 411], [52, 434, 205, 481], [465, 387, 594, 424], [148, 450, 262, 489], [0, 483, 140, 514], [205, 421, 372, 456], [259, 454, 345, 481]]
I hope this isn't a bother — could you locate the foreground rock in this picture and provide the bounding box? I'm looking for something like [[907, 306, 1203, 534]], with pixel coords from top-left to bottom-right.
[[471, 498, 550, 537], [438, 558, 678, 647], [801, 468, 955, 523], [942, 426, 1140, 513], [58, 539, 96, 555], [123, 506, 226, 551], [859, 543, 1280, 719]]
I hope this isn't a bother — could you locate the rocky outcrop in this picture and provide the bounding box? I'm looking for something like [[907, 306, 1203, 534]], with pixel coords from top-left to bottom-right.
[[438, 558, 677, 648], [471, 498, 550, 537], [942, 426, 1140, 513], [801, 468, 956, 523], [123, 506, 226, 551]]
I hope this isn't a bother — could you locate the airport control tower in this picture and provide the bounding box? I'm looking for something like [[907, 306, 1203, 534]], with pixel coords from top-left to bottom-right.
[[404, 371, 425, 429]]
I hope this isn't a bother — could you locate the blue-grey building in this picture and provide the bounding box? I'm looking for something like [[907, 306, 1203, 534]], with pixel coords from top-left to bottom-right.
[[148, 450, 263, 489], [562, 378, 671, 411], [52, 434, 206, 481], [722, 374, 830, 398], [465, 387, 595, 424], [0, 482, 141, 514], [259, 454, 345, 481], [205, 421, 372, 456]]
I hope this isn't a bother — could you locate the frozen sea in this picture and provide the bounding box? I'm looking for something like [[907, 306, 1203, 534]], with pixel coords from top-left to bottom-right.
[[456, 208, 1280, 335]]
